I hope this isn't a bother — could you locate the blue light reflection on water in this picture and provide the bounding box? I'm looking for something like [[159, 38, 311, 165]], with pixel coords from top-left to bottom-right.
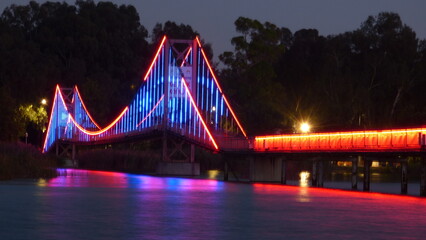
[[1, 169, 426, 240]]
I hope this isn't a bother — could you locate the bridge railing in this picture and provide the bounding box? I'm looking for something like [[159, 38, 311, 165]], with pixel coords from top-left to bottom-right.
[[215, 135, 250, 151], [254, 128, 426, 152]]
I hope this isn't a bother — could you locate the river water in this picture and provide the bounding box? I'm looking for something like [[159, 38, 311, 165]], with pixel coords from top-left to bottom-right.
[[1, 169, 426, 240]]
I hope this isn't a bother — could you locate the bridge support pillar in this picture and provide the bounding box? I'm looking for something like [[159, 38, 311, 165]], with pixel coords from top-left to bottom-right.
[[71, 144, 78, 168], [420, 157, 426, 197], [249, 157, 255, 182], [352, 157, 359, 190], [224, 159, 229, 181], [162, 135, 168, 163], [363, 159, 371, 192], [249, 157, 282, 182], [190, 144, 195, 163], [318, 160, 324, 187], [281, 158, 287, 184], [157, 135, 199, 176], [157, 162, 200, 176], [311, 159, 324, 187], [312, 160, 318, 187], [55, 142, 77, 167], [401, 161, 408, 194]]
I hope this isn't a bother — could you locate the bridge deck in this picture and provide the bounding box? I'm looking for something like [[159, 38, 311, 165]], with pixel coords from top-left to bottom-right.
[[254, 128, 426, 153]]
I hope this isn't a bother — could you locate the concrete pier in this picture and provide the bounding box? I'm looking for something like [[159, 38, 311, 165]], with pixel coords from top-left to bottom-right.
[[311, 159, 323, 187], [318, 160, 324, 187], [363, 159, 371, 192], [352, 157, 359, 190], [312, 160, 318, 187], [156, 162, 200, 176], [401, 161, 408, 194], [249, 157, 283, 182], [281, 158, 287, 184], [224, 159, 229, 181], [421, 158, 426, 197]]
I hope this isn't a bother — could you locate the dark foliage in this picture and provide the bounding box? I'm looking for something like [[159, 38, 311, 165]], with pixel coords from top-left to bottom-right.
[[0, 1, 424, 140], [0, 142, 57, 180], [219, 13, 426, 134], [0, 0, 149, 135]]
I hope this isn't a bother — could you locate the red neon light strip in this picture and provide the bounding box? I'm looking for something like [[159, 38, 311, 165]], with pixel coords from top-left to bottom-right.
[[254, 127, 426, 152], [74, 86, 101, 129], [181, 77, 219, 150], [69, 107, 128, 136], [58, 87, 71, 112], [143, 35, 167, 81], [42, 85, 60, 152], [255, 128, 426, 141], [136, 95, 164, 127], [180, 48, 192, 67], [195, 37, 248, 137]]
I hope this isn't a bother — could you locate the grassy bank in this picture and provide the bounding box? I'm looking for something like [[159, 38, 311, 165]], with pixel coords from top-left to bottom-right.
[[0, 142, 57, 180]]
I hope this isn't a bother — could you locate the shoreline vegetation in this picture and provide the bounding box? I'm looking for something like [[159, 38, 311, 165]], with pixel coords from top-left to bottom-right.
[[0, 142, 57, 180]]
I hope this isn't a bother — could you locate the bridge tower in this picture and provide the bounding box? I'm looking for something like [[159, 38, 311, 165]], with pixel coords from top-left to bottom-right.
[[42, 36, 248, 174], [159, 39, 200, 174]]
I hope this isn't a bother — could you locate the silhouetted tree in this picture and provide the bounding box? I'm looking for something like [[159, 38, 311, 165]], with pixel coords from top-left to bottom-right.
[[219, 17, 290, 134], [151, 21, 214, 61], [220, 13, 426, 134]]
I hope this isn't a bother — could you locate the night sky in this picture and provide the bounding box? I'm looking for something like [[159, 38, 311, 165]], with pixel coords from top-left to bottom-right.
[[2, 0, 425, 61]]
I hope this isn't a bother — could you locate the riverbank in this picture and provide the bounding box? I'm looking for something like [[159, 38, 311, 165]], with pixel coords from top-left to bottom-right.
[[0, 142, 57, 180]]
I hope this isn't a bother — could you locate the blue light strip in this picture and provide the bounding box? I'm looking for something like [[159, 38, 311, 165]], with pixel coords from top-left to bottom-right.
[[215, 88, 218, 129], [46, 38, 238, 152]]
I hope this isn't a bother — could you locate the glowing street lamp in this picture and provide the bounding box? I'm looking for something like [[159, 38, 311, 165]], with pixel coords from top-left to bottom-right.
[[300, 122, 311, 133], [41, 99, 47, 105]]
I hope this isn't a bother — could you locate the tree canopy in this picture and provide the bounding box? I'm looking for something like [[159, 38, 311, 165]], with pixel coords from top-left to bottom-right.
[[0, 1, 424, 143], [0, 1, 153, 143], [219, 13, 426, 134]]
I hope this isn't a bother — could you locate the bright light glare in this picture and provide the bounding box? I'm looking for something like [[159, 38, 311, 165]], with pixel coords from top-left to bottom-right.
[[41, 99, 47, 105], [300, 122, 311, 133], [299, 171, 310, 187]]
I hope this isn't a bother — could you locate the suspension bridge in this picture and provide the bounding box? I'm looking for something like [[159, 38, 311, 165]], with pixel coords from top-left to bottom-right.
[[42, 36, 426, 195]]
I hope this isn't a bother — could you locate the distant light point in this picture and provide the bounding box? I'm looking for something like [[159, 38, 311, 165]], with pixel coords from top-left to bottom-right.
[[300, 122, 311, 133]]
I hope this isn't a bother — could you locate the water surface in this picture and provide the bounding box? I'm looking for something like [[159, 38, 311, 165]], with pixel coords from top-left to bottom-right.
[[1, 169, 425, 240]]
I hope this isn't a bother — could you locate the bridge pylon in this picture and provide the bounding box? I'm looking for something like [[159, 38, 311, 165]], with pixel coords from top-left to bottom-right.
[[42, 36, 248, 175]]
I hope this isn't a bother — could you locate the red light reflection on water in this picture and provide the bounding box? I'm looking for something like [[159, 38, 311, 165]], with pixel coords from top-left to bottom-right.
[[252, 182, 426, 239], [253, 182, 426, 204]]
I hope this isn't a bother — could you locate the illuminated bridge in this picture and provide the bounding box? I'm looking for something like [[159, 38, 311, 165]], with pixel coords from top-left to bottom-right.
[[42, 36, 426, 195], [43, 36, 249, 156]]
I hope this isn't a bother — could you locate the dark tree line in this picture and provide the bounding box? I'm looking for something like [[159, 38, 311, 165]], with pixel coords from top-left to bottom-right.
[[0, 1, 425, 143], [0, 1, 203, 143], [220, 14, 426, 134]]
